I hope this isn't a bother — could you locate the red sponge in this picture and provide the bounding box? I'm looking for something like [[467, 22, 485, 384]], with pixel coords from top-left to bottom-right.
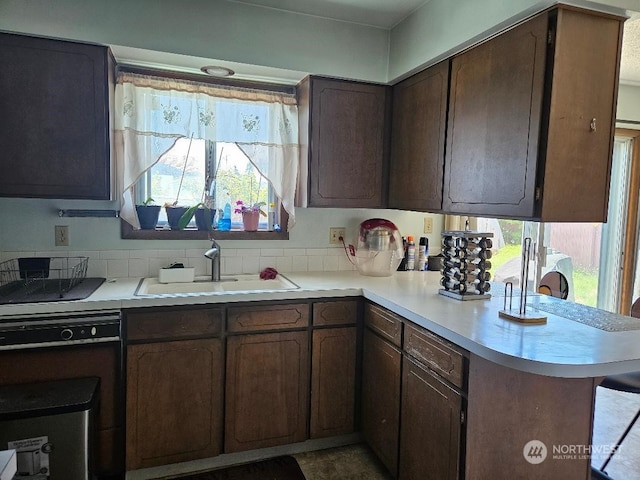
[[260, 267, 278, 280]]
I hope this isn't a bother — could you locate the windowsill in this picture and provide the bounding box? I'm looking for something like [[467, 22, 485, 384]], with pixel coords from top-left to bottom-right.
[[120, 219, 289, 240]]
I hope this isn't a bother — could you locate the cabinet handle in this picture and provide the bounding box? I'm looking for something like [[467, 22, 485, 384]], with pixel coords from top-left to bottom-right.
[[590, 118, 597, 132]]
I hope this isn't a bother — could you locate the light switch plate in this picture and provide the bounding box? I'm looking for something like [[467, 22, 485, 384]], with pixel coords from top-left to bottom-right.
[[423, 217, 433, 234], [55, 225, 69, 246]]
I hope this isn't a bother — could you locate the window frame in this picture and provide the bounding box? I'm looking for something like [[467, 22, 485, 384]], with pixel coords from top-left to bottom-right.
[[120, 205, 289, 240], [117, 65, 294, 241]]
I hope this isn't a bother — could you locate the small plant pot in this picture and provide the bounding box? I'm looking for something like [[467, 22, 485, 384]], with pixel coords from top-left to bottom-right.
[[136, 205, 161, 230], [242, 210, 260, 232], [165, 206, 189, 230], [195, 208, 216, 231]]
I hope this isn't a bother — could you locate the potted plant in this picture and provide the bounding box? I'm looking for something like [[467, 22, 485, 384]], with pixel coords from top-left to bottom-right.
[[177, 203, 215, 231], [135, 197, 161, 230], [175, 141, 221, 231], [234, 200, 266, 232], [165, 203, 189, 230], [163, 134, 198, 230]]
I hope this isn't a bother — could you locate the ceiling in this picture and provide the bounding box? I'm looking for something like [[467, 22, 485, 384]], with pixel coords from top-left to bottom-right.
[[231, 0, 428, 28], [622, 13, 640, 85], [234, 0, 640, 85]]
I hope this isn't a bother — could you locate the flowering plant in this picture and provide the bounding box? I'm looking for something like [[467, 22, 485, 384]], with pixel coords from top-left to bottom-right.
[[234, 200, 266, 216]]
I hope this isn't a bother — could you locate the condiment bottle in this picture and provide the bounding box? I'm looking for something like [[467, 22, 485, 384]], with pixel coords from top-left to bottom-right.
[[406, 236, 416, 271], [417, 237, 428, 271], [267, 202, 276, 231]]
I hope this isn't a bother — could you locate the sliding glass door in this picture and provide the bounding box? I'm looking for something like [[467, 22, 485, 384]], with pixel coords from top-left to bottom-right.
[[486, 129, 639, 313]]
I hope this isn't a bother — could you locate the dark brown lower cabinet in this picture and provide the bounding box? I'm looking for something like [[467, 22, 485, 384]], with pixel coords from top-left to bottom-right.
[[361, 328, 402, 476], [0, 344, 122, 476], [126, 338, 223, 470], [225, 331, 309, 452], [310, 327, 357, 438], [399, 356, 464, 480]]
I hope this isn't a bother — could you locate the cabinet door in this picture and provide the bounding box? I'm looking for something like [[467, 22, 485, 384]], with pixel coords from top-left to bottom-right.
[[540, 8, 623, 222], [310, 327, 357, 438], [389, 60, 449, 211], [126, 339, 223, 470], [443, 14, 548, 218], [361, 328, 401, 476], [0, 33, 111, 199], [308, 77, 389, 208], [225, 331, 309, 452], [399, 357, 463, 480]]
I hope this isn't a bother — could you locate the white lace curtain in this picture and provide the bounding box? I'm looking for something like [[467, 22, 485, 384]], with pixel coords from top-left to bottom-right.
[[114, 72, 299, 229]]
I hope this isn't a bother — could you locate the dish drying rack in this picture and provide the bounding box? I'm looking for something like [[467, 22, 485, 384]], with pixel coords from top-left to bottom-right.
[[0, 256, 89, 299]]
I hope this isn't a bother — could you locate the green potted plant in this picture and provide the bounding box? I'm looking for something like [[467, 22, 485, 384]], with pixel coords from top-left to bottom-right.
[[164, 203, 189, 230], [174, 137, 220, 231], [164, 134, 197, 230], [178, 202, 215, 231], [135, 197, 161, 230]]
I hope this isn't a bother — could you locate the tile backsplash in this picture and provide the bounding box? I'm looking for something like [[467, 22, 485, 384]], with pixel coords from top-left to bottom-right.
[[0, 247, 356, 279]]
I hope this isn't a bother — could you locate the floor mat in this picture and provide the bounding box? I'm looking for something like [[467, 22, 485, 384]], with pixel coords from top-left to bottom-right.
[[160, 456, 305, 480]]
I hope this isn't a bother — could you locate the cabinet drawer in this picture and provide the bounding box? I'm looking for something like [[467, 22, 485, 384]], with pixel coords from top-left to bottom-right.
[[126, 308, 223, 341], [227, 304, 309, 333], [313, 300, 359, 326], [404, 323, 466, 389], [364, 303, 402, 347]]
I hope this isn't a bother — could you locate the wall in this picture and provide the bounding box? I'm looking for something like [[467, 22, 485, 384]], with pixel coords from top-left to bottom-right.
[[618, 84, 640, 124], [388, 0, 634, 83], [1, 0, 636, 278], [0, 197, 443, 277], [388, 0, 548, 82], [0, 0, 389, 83], [0, 0, 441, 277], [1, 0, 635, 85]]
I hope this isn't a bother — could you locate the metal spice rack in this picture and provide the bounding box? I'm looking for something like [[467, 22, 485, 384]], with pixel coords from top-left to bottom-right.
[[439, 230, 493, 301], [0, 256, 89, 299]]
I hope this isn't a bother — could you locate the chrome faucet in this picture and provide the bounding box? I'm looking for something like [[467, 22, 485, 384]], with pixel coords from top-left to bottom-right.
[[204, 240, 221, 282]]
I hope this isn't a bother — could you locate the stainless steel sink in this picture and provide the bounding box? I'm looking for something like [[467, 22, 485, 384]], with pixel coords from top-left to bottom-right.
[[135, 274, 299, 296]]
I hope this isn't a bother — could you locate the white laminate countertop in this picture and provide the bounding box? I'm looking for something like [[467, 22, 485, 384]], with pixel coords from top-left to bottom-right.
[[1, 271, 639, 379]]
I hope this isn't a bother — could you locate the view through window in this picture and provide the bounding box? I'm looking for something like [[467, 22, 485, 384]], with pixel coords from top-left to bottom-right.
[[482, 219, 601, 307], [481, 135, 636, 311], [137, 139, 273, 229]]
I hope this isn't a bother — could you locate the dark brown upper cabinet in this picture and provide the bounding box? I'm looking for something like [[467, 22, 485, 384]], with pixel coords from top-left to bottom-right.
[[298, 76, 390, 208], [389, 60, 450, 212], [442, 6, 623, 221], [0, 32, 113, 199]]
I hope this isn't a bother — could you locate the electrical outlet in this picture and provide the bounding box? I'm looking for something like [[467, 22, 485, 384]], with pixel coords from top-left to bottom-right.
[[423, 217, 433, 234], [55, 225, 69, 246], [329, 227, 346, 244]]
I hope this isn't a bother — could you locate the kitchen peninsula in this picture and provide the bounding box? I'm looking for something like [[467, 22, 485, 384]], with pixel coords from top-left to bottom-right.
[[1, 270, 638, 479]]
